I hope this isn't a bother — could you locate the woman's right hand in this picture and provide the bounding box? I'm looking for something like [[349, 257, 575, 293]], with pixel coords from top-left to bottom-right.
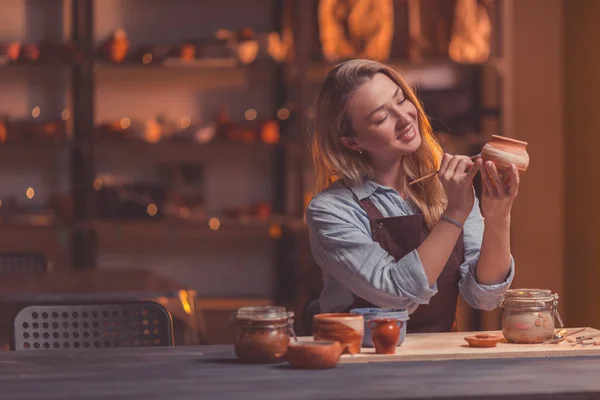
[[438, 153, 479, 224]]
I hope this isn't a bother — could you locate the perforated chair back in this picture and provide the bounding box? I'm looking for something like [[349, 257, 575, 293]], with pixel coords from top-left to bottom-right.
[[0, 252, 49, 274], [12, 301, 173, 351]]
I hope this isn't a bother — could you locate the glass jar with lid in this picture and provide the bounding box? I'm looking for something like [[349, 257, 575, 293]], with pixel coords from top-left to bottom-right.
[[500, 289, 563, 343], [233, 306, 295, 363]]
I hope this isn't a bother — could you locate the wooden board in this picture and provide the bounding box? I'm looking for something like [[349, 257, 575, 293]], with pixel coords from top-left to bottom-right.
[[331, 327, 600, 364]]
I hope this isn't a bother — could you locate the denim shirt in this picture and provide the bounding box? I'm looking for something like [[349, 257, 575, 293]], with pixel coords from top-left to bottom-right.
[[306, 179, 514, 314]]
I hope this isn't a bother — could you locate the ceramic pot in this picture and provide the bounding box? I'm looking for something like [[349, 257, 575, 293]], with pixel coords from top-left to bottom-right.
[[367, 318, 402, 355], [0, 42, 20, 61], [351, 308, 409, 347], [313, 313, 364, 355], [481, 135, 529, 172], [285, 340, 344, 369]]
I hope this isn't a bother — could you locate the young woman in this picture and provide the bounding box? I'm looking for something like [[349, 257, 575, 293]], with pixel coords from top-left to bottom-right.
[[305, 59, 518, 332]]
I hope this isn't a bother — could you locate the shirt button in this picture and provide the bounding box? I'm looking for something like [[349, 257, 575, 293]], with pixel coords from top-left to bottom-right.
[[377, 222, 384, 229]]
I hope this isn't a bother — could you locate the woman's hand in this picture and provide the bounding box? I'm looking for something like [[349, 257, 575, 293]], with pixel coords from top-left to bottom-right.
[[438, 153, 479, 224], [476, 158, 520, 224]]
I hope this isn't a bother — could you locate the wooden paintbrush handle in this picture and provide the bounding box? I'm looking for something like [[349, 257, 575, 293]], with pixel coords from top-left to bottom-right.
[[408, 154, 481, 186]]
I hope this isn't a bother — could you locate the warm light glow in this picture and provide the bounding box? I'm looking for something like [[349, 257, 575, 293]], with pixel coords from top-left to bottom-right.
[[208, 217, 220, 231], [61, 109, 70, 120], [269, 224, 282, 239], [244, 109, 257, 121], [178, 290, 193, 315], [147, 203, 158, 216], [142, 53, 153, 64], [26, 187, 34, 199], [0, 200, 3, 207], [93, 179, 103, 191], [180, 116, 191, 129], [277, 108, 290, 120], [120, 117, 131, 129], [31, 107, 40, 118], [179, 207, 191, 219]]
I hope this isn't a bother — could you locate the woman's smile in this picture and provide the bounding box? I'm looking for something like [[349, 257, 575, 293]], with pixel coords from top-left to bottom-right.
[[397, 123, 416, 142]]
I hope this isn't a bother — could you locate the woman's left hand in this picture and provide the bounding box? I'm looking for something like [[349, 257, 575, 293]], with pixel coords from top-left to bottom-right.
[[476, 158, 520, 223]]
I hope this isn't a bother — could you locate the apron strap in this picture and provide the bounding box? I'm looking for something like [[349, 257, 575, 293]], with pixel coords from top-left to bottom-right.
[[359, 198, 385, 220]]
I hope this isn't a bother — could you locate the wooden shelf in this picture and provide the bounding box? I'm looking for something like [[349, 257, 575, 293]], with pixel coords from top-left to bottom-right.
[[95, 58, 241, 70], [94, 215, 304, 242], [0, 61, 74, 69], [0, 142, 67, 165], [302, 60, 480, 91], [93, 60, 275, 90], [0, 215, 60, 229], [94, 140, 279, 164]]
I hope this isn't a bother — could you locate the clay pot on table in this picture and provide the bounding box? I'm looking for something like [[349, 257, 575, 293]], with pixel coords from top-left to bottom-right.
[[285, 340, 344, 369], [312, 313, 364, 355], [367, 318, 403, 355]]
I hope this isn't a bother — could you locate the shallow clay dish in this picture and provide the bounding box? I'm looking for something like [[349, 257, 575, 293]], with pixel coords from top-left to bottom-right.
[[464, 333, 502, 348], [285, 340, 344, 369]]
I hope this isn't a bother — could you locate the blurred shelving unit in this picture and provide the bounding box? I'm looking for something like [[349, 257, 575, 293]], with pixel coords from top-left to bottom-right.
[[0, 0, 505, 338]]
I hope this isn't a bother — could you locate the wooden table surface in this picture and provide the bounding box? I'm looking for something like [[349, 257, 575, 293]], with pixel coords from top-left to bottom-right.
[[0, 345, 600, 400]]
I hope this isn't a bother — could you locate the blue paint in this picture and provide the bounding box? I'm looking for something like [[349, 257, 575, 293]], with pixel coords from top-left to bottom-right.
[[350, 308, 409, 348]]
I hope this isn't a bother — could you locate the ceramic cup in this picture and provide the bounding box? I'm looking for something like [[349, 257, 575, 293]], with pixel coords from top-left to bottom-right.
[[312, 313, 364, 355], [367, 318, 403, 355], [350, 308, 409, 348], [480, 135, 529, 172]]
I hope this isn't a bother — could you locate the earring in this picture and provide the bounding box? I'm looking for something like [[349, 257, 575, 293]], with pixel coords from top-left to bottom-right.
[[358, 149, 363, 155]]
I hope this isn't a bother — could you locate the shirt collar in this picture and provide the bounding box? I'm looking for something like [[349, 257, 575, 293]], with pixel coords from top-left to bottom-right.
[[347, 178, 392, 200]]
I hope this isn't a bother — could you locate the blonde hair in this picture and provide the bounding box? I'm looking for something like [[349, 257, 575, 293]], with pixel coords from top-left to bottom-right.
[[308, 59, 446, 229]]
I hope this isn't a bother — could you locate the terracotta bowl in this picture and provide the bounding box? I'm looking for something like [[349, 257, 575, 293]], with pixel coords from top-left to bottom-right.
[[285, 340, 344, 369], [313, 313, 364, 355], [481, 135, 529, 172], [464, 333, 502, 348]]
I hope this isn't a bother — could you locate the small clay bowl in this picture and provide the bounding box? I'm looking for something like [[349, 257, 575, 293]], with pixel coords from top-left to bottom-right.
[[464, 333, 502, 348], [285, 340, 344, 369]]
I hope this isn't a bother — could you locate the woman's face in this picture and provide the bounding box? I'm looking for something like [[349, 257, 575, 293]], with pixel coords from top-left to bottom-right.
[[342, 73, 421, 159]]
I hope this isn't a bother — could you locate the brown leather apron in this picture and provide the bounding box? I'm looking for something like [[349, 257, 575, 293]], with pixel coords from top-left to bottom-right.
[[345, 198, 464, 333]]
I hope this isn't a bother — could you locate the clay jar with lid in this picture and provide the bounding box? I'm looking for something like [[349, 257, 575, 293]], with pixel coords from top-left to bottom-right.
[[500, 289, 563, 344], [233, 306, 294, 363]]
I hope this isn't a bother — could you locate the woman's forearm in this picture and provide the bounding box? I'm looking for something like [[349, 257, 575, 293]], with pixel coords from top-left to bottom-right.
[[416, 210, 465, 286], [475, 217, 512, 284]]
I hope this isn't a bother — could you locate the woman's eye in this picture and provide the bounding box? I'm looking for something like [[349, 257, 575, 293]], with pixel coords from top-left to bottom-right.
[[375, 115, 388, 125], [397, 97, 407, 105]]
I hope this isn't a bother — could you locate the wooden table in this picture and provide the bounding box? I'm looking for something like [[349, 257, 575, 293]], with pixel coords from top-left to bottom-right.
[[0, 345, 599, 399]]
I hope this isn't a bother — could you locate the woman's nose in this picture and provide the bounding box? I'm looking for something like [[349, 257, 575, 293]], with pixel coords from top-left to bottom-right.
[[393, 109, 412, 126]]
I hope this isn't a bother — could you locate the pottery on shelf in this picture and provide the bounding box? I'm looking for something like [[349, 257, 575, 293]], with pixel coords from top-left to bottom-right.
[[367, 318, 403, 355], [480, 135, 529, 172], [464, 333, 502, 348], [285, 340, 344, 369], [0, 42, 21, 61], [312, 313, 364, 355]]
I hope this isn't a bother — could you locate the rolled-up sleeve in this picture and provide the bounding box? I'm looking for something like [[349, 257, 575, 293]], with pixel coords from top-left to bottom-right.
[[458, 194, 515, 311], [306, 198, 438, 313]]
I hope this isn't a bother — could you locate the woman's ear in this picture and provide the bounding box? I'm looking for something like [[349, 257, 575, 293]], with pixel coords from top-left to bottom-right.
[[340, 136, 361, 151]]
